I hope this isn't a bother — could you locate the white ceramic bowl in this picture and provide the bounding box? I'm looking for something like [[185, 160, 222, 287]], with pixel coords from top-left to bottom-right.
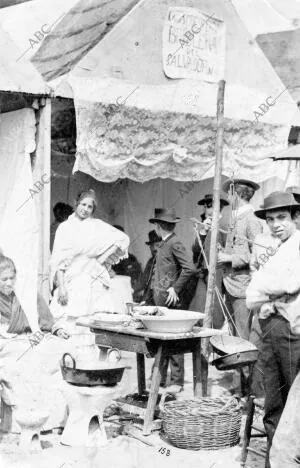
[[136, 310, 205, 333]]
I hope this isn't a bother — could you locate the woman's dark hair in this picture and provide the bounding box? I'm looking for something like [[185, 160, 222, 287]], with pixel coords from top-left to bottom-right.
[[156, 221, 176, 232], [234, 183, 255, 202], [0, 256, 16, 276], [53, 202, 73, 223], [76, 189, 98, 213]]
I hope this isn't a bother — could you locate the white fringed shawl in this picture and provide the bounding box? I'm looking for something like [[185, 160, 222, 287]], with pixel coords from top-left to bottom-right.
[[50, 215, 129, 287]]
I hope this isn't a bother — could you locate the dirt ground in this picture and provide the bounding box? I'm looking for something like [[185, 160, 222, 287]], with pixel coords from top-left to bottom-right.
[[0, 352, 266, 468]]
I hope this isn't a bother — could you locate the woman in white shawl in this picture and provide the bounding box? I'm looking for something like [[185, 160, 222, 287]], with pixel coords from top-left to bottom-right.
[[50, 189, 129, 360]]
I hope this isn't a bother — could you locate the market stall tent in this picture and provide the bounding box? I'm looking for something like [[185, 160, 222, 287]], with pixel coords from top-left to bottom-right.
[[67, 0, 300, 185], [0, 25, 51, 330], [51, 0, 299, 266]]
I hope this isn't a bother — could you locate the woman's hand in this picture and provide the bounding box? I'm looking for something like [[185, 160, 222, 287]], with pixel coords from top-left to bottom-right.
[[58, 285, 68, 305], [55, 328, 70, 340], [28, 330, 44, 347]]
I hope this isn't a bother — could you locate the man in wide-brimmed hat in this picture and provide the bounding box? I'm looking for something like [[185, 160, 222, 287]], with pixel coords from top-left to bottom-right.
[[197, 193, 229, 223], [148, 208, 195, 392], [218, 179, 262, 340], [246, 191, 300, 468], [135, 230, 162, 304]]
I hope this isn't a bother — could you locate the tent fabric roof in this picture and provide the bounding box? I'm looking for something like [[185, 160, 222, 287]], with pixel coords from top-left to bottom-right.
[[231, 0, 300, 36], [0, 25, 49, 95], [70, 0, 299, 183], [271, 144, 300, 160], [0, 0, 140, 83], [256, 29, 300, 103]]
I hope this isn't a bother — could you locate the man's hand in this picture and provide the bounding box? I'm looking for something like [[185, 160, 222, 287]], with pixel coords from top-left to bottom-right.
[[197, 218, 212, 235], [55, 328, 70, 340], [217, 252, 232, 264], [165, 287, 179, 307], [58, 285, 68, 306]]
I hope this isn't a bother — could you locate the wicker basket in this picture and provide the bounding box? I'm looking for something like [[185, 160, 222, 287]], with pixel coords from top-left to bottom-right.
[[162, 397, 242, 451]]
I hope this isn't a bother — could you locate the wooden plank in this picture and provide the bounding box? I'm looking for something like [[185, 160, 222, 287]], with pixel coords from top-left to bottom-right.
[[136, 353, 146, 395], [94, 331, 152, 356], [143, 344, 164, 436], [156, 338, 200, 355], [192, 340, 202, 398], [201, 354, 208, 397], [78, 318, 224, 340]]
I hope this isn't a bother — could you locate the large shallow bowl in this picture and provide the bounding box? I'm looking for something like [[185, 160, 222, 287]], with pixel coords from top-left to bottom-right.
[[135, 310, 205, 333]]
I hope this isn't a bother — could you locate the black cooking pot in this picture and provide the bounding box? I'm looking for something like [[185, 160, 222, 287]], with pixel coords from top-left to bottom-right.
[[60, 352, 130, 387]]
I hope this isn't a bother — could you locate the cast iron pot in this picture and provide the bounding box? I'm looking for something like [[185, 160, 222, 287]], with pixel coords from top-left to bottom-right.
[[60, 351, 129, 387]]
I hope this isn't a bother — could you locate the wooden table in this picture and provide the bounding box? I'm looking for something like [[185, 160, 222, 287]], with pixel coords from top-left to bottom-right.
[[78, 319, 223, 435]]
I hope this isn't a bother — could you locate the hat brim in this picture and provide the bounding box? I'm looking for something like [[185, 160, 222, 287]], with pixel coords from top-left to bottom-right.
[[255, 203, 300, 220], [145, 240, 160, 245], [198, 198, 229, 206], [222, 179, 260, 193], [198, 198, 212, 206], [149, 217, 181, 224]]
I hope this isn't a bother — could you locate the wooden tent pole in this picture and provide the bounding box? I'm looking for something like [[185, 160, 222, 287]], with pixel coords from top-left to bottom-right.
[[201, 79, 226, 395]]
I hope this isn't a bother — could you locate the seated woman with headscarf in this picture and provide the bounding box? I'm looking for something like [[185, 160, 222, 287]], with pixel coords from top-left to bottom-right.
[[50, 189, 130, 361], [0, 255, 70, 431]]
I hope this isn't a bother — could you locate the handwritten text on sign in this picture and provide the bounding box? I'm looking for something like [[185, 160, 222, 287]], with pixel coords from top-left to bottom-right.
[[163, 8, 225, 83]]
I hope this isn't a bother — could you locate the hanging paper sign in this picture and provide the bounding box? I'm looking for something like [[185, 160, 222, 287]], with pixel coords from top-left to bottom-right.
[[163, 7, 226, 82]]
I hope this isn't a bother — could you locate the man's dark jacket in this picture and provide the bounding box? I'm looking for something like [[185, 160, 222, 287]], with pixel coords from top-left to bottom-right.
[[153, 233, 196, 308]]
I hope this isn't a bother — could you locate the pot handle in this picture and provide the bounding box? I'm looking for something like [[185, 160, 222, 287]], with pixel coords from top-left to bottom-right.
[[107, 347, 121, 361], [62, 353, 76, 369]]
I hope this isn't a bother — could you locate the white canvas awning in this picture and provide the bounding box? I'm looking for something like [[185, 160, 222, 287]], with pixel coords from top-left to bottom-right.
[[0, 25, 49, 95], [68, 0, 300, 184]]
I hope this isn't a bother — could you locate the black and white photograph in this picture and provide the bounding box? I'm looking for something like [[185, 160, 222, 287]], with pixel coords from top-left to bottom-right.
[[0, 0, 300, 467]]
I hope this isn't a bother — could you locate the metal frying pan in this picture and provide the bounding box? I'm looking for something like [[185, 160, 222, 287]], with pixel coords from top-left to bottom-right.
[[210, 335, 258, 370], [60, 352, 130, 387], [212, 350, 259, 371]]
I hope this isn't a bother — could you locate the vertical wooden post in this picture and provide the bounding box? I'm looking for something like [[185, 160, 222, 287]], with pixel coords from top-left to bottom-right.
[[202, 80, 226, 363], [33, 98, 51, 301]]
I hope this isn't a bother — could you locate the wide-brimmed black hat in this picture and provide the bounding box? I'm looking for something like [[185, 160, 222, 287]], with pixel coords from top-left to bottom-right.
[[286, 186, 300, 204], [145, 230, 162, 245], [255, 191, 300, 219], [197, 193, 229, 206], [222, 178, 260, 193], [149, 208, 181, 224]]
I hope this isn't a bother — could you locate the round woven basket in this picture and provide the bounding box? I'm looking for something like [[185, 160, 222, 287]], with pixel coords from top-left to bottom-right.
[[162, 397, 242, 451]]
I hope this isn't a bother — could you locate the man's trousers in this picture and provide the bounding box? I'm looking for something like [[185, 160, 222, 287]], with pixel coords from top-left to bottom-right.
[[259, 314, 300, 467]]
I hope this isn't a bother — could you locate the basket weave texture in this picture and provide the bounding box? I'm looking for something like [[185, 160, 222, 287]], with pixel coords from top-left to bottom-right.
[[162, 397, 242, 451]]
